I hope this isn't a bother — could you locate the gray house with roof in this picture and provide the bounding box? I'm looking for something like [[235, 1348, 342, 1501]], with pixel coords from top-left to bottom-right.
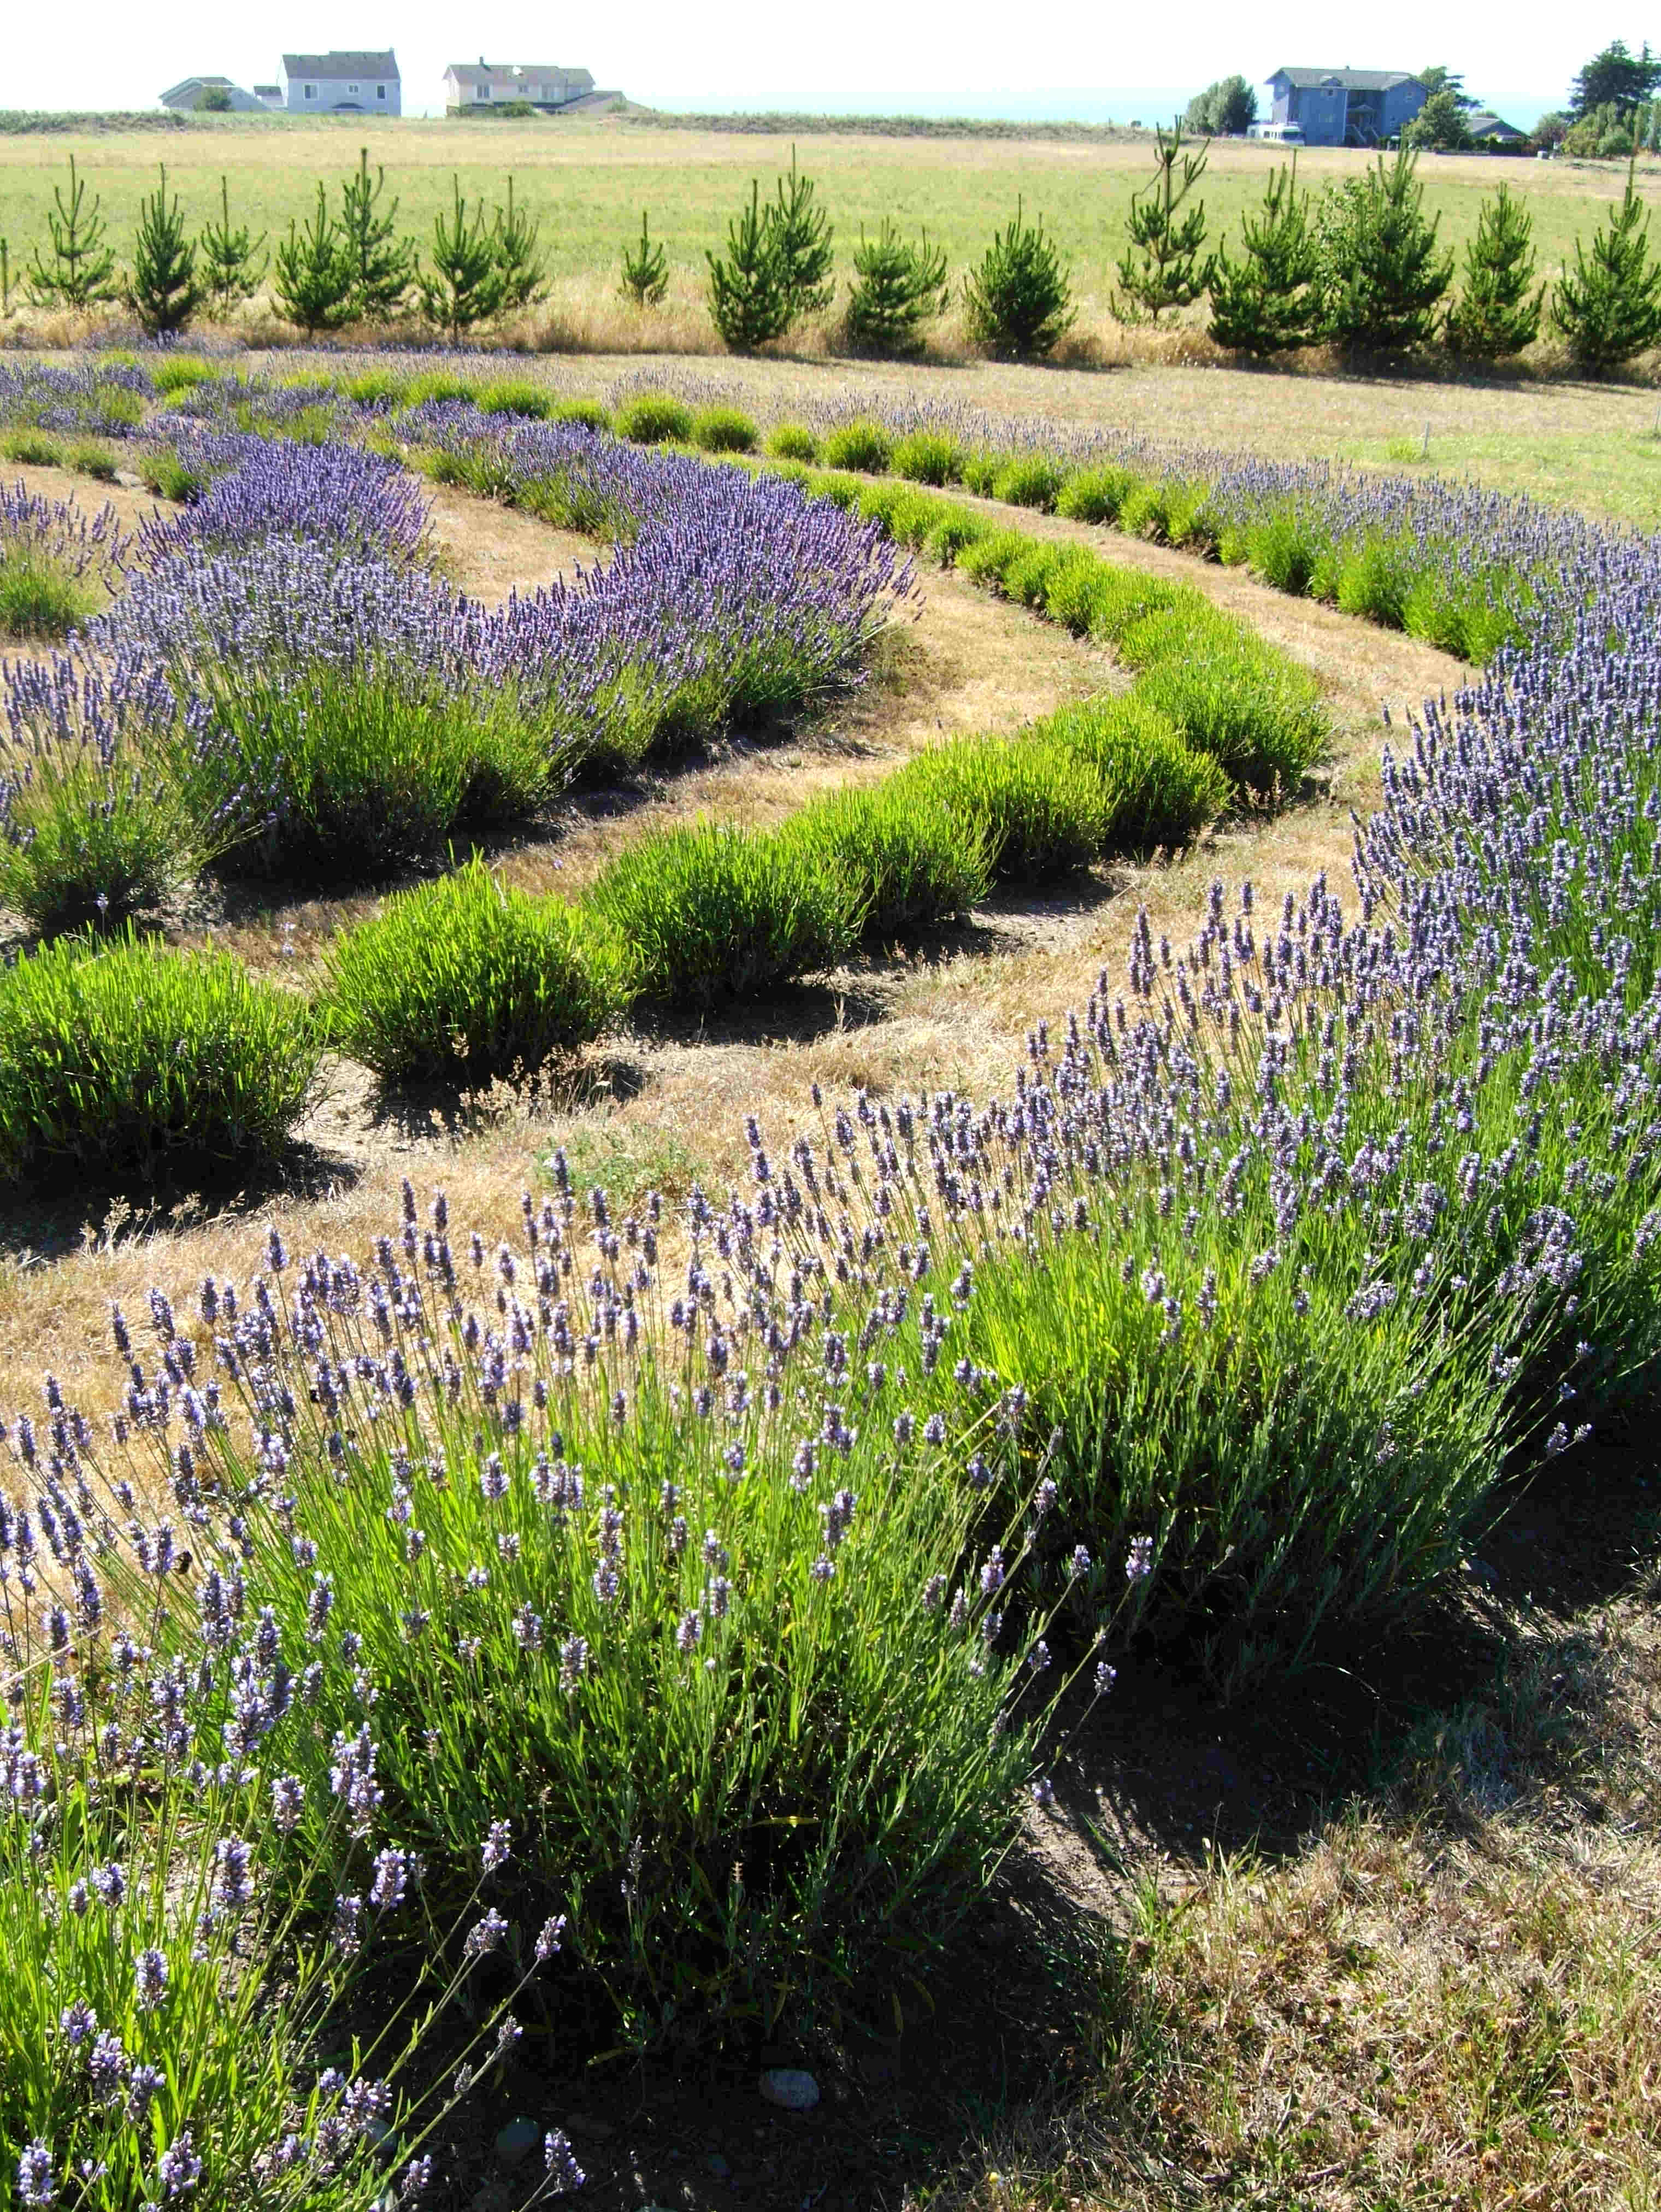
[[280, 50, 400, 114], [443, 60, 597, 111], [158, 74, 266, 112], [1265, 68, 1428, 146]]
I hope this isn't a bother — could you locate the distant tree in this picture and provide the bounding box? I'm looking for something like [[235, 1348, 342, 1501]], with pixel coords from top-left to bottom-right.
[[1564, 102, 1647, 158], [1113, 120, 1215, 322], [1570, 39, 1661, 120], [1318, 147, 1454, 352], [1446, 184, 1544, 356], [26, 156, 117, 309], [125, 163, 204, 334], [707, 181, 793, 350], [196, 85, 233, 113], [1185, 74, 1258, 136], [198, 175, 268, 314], [962, 198, 1075, 357], [1552, 155, 1661, 369], [1532, 111, 1571, 151], [1208, 156, 1322, 352], [272, 184, 355, 333], [1416, 65, 1475, 107], [844, 219, 950, 355], [417, 176, 506, 336], [619, 211, 669, 307], [339, 148, 415, 319], [768, 146, 835, 317], [1403, 86, 1475, 151], [491, 176, 549, 311]]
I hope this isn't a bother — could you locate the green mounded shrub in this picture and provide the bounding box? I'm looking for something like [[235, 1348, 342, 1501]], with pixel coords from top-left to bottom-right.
[[955, 527, 1031, 589], [1164, 485, 1221, 552], [1046, 693, 1232, 849], [805, 469, 863, 511], [765, 421, 818, 462], [881, 489, 955, 550], [476, 377, 554, 418], [1133, 637, 1328, 795], [615, 390, 695, 444], [959, 449, 1008, 497], [1056, 464, 1136, 525], [690, 404, 759, 453], [1062, 564, 1191, 645], [64, 439, 119, 482], [922, 508, 989, 566], [0, 551, 98, 640], [341, 366, 411, 407], [853, 479, 922, 532], [550, 395, 614, 433], [401, 369, 478, 408], [893, 734, 1110, 883], [820, 418, 893, 473], [0, 744, 195, 933], [1336, 537, 1418, 631], [1243, 510, 1321, 597], [781, 783, 991, 937], [1112, 600, 1238, 675], [180, 667, 558, 884], [1002, 540, 1069, 610], [991, 453, 1068, 511], [892, 428, 964, 486], [1118, 479, 1174, 540], [0, 429, 64, 467], [0, 929, 320, 1186], [585, 821, 863, 1005], [137, 450, 204, 502], [322, 858, 623, 1084], [149, 355, 215, 395]]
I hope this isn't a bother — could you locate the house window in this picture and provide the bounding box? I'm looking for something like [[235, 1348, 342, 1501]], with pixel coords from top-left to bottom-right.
[[304, 84, 315, 98], [377, 84, 386, 99], [347, 84, 358, 93]]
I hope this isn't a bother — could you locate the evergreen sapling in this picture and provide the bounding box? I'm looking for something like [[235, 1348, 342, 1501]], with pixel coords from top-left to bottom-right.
[[708, 181, 792, 351], [1552, 153, 1661, 370], [339, 148, 415, 320], [1446, 184, 1544, 358], [491, 177, 549, 313], [962, 197, 1075, 359], [844, 220, 950, 355], [1114, 121, 1216, 322], [419, 177, 506, 336], [27, 156, 117, 309], [769, 146, 834, 318], [619, 211, 669, 306], [1320, 147, 1453, 354], [1208, 156, 1320, 353], [273, 185, 355, 333], [198, 175, 268, 315], [125, 163, 204, 334]]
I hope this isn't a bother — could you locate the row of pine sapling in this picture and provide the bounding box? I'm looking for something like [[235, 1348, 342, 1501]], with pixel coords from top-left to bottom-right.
[[1, 151, 552, 338]]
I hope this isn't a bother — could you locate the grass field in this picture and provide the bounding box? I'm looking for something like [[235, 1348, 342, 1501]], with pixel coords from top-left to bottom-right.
[[1, 115, 1658, 356]]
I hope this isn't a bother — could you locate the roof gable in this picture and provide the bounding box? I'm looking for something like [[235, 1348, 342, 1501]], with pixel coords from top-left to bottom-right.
[[1271, 66, 1424, 92], [282, 51, 399, 79]]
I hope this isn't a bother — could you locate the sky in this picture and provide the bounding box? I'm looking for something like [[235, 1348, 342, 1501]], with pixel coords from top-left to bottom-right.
[[2, 0, 1606, 124]]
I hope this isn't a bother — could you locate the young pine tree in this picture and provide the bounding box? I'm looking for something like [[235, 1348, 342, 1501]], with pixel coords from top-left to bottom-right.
[[1207, 155, 1321, 352], [1320, 146, 1453, 354], [125, 164, 204, 335], [1113, 120, 1215, 322], [417, 177, 506, 337], [707, 181, 792, 351], [198, 176, 268, 316], [962, 198, 1075, 358], [27, 156, 117, 308], [1446, 185, 1545, 358], [619, 211, 669, 307], [768, 146, 834, 319], [1552, 156, 1661, 371], [339, 149, 416, 320], [273, 185, 355, 334], [491, 178, 549, 313], [844, 221, 950, 355]]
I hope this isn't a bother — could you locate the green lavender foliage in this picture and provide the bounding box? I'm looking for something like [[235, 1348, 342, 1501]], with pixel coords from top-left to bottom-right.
[[198, 174, 268, 313], [0, 929, 319, 1185], [962, 198, 1075, 358], [707, 180, 793, 351], [1114, 121, 1216, 323], [1447, 185, 1545, 359], [891, 734, 1112, 883], [619, 209, 669, 305], [272, 184, 355, 334], [339, 147, 416, 319], [417, 176, 506, 337], [1552, 159, 1661, 371], [26, 155, 117, 307], [1208, 158, 1323, 355], [779, 783, 991, 936], [322, 859, 623, 1083], [124, 163, 204, 335]]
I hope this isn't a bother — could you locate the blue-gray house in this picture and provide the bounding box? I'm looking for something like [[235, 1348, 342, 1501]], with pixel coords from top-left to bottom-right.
[[1265, 68, 1428, 147]]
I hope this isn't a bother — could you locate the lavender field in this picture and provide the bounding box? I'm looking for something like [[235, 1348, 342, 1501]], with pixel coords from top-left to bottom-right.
[[1, 348, 1659, 2209]]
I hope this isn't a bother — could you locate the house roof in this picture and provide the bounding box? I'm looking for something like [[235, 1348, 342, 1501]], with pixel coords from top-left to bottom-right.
[[1466, 106, 1525, 140], [252, 84, 280, 95], [159, 74, 233, 98], [444, 61, 593, 87], [281, 51, 399, 79], [1270, 67, 1424, 92]]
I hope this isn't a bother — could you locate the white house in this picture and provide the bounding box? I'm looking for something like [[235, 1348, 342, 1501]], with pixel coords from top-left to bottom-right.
[[443, 59, 596, 111], [252, 85, 285, 109], [280, 51, 400, 115], [158, 75, 267, 112]]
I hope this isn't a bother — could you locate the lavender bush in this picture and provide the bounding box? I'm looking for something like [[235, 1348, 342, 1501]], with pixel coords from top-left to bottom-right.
[[0, 481, 127, 640]]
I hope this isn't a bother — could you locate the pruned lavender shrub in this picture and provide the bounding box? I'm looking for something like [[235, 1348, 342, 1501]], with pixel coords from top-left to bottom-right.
[[1046, 694, 1233, 848], [891, 734, 1112, 884], [0, 481, 127, 640], [322, 858, 626, 1083], [0, 928, 319, 1185], [778, 781, 992, 937]]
